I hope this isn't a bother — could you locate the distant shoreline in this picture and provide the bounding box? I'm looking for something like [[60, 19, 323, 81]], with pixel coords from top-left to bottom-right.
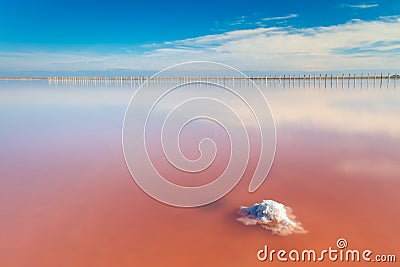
[[0, 77, 48, 80], [0, 74, 399, 81]]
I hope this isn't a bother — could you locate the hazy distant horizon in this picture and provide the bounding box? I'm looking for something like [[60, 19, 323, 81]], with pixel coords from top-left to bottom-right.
[[0, 68, 398, 78]]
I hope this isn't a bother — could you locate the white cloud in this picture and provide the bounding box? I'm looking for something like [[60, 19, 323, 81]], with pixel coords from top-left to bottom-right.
[[349, 4, 378, 9], [213, 14, 296, 31], [0, 17, 400, 72], [262, 14, 298, 21], [228, 16, 247, 26], [143, 16, 400, 71]]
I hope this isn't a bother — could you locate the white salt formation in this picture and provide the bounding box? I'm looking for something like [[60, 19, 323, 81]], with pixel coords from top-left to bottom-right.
[[237, 200, 306, 236]]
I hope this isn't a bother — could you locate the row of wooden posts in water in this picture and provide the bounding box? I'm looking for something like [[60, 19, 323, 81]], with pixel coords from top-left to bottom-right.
[[36, 73, 398, 89]]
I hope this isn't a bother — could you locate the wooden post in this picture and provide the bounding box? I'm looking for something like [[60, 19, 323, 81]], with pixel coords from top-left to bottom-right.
[[298, 74, 300, 87], [293, 75, 296, 87], [348, 73, 351, 89], [283, 75, 285, 88], [313, 74, 316, 88], [319, 74, 322, 88], [336, 75, 338, 89], [342, 74, 344, 89]]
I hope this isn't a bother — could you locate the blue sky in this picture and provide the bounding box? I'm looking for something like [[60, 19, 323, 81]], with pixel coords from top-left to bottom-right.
[[0, 0, 399, 73]]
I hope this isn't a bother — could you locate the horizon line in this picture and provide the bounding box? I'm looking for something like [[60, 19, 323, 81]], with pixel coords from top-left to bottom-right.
[[1, 73, 399, 81]]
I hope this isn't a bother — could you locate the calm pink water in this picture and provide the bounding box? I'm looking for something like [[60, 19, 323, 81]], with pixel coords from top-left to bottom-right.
[[0, 81, 399, 266]]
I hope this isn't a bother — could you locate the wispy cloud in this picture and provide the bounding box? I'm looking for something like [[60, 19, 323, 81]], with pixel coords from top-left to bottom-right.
[[262, 14, 298, 21], [349, 4, 378, 9], [228, 16, 247, 26], [341, 3, 379, 9], [332, 41, 400, 57], [212, 14, 298, 31]]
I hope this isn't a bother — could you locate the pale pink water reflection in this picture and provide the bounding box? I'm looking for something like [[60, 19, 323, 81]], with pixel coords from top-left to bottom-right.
[[0, 81, 399, 266]]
